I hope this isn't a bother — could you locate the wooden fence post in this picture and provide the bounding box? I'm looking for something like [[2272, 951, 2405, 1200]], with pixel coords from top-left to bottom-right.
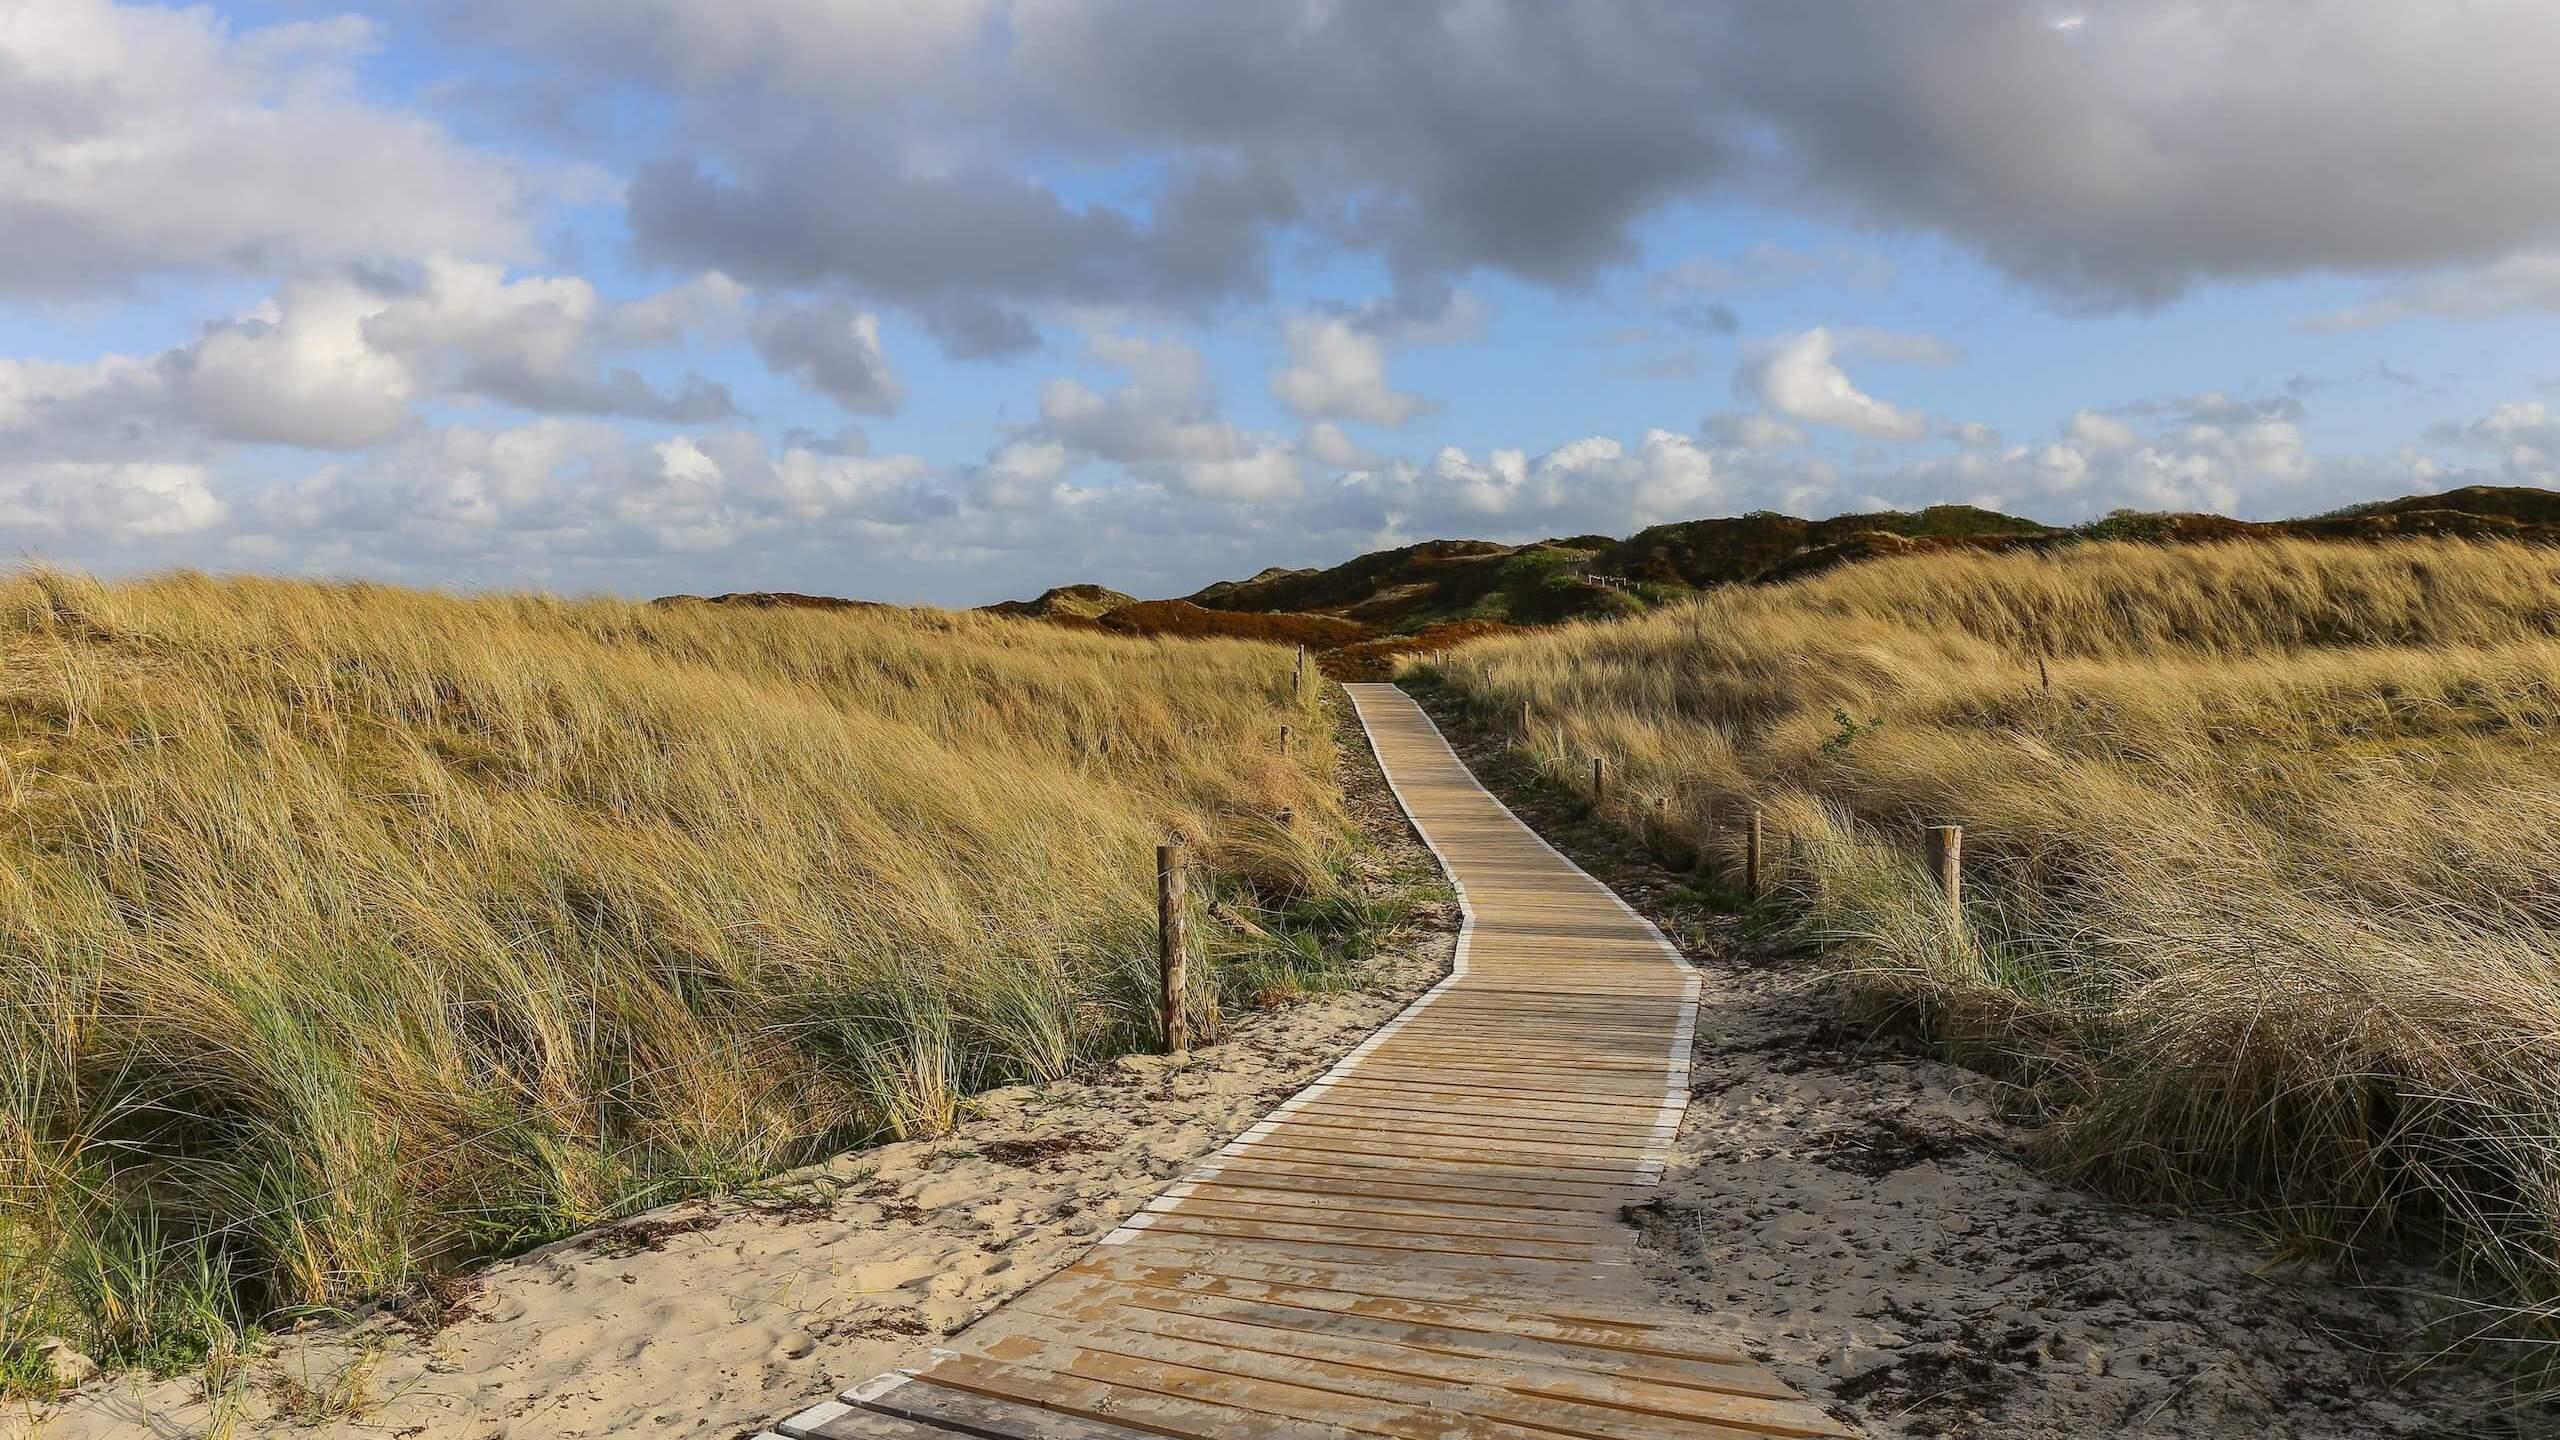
[[1744, 807, 1764, 898], [1591, 756, 1607, 807], [1279, 723, 1293, 752], [1158, 844, 1190, 1055], [1924, 824, 1963, 918]]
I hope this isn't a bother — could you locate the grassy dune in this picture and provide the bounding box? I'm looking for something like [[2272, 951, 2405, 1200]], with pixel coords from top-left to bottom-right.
[[0, 572, 1378, 1384], [1419, 537, 2560, 1354]]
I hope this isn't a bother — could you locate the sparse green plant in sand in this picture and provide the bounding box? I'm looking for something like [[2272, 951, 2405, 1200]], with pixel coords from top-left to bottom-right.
[[0, 570, 1374, 1387]]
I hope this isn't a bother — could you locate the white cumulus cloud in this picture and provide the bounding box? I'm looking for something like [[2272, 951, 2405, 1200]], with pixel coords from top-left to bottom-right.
[[1269, 314, 1430, 427], [1741, 329, 1929, 441], [0, 0, 564, 294]]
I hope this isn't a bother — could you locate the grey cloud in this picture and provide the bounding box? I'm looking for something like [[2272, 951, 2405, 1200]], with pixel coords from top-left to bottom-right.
[[921, 300, 1043, 361], [441, 0, 997, 99], [751, 299, 904, 415], [595, 4, 1721, 321], [629, 148, 1292, 320], [2116, 391, 2306, 426], [1649, 242, 1896, 298], [1010, 3, 1725, 296], [2288, 363, 2426, 399], [2309, 253, 2560, 330], [453, 361, 737, 423], [1031, 334, 1300, 501], [1669, 302, 1741, 336], [530, 1, 2560, 321], [1710, 4, 2560, 306]]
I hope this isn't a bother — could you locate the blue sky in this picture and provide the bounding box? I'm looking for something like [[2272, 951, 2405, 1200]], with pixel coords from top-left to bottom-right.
[[4, 2, 2558, 605]]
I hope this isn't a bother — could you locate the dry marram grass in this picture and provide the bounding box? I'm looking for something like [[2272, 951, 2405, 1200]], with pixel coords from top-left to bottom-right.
[[1420, 536, 2560, 1371], [0, 570, 1374, 1385]]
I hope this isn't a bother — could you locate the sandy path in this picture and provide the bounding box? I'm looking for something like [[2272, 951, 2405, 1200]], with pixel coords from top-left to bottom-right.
[[1415, 690, 2511, 1440], [6, 710, 1456, 1440]]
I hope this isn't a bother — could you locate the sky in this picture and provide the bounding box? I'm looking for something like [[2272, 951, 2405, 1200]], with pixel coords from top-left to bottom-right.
[[5, 2, 2560, 606]]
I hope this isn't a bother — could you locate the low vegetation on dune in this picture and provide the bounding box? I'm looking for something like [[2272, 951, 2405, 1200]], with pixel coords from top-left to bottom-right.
[[1416, 536, 2560, 1375], [983, 487, 2560, 672], [1092, 599, 1370, 649], [0, 572, 1392, 1391]]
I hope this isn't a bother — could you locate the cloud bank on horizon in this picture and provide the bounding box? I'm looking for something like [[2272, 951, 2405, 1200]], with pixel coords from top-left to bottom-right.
[[4, 0, 2558, 603]]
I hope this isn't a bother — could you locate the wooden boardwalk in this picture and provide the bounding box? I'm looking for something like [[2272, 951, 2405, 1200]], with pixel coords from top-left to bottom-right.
[[765, 684, 1852, 1440]]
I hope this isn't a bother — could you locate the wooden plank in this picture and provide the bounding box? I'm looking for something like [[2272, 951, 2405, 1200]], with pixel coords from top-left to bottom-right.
[[1196, 1148, 1654, 1197], [1024, 1271, 1799, 1400], [996, 1295, 1851, 1437], [1173, 1181, 1631, 1234], [1068, 1246, 1754, 1343], [1184, 1155, 1643, 1210], [1112, 1211, 1628, 1264], [842, 1376, 1177, 1440], [787, 1403, 958, 1439], [968, 1330, 1826, 1440], [1278, 1095, 1668, 1139], [1217, 1134, 1653, 1181], [1105, 1227, 1624, 1294], [918, 1352, 1367, 1440], [1060, 1255, 1756, 1356], [1251, 1112, 1661, 1159]]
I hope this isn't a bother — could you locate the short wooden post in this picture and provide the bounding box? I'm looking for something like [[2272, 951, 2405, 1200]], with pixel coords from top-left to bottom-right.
[[1157, 844, 1190, 1055], [1744, 806, 1764, 897], [1651, 795, 1668, 856], [1591, 755, 1607, 806], [1279, 723, 1292, 752], [1924, 824, 1963, 916], [1518, 701, 1531, 735]]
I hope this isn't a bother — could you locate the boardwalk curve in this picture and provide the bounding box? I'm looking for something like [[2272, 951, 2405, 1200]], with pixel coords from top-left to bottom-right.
[[767, 683, 1852, 1440]]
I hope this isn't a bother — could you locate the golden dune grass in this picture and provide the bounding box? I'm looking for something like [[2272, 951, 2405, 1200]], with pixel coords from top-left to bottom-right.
[[1422, 537, 2560, 1351], [0, 571, 1366, 1381]]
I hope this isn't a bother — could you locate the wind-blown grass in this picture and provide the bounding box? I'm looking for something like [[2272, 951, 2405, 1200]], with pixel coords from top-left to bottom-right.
[[0, 570, 1370, 1383], [1419, 537, 2560, 1368]]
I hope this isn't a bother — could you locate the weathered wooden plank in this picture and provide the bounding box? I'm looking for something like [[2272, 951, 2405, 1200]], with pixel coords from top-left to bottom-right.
[[1250, 1111, 1662, 1159], [1141, 1196, 1628, 1249], [836, 1376, 1176, 1440], [996, 1296, 1852, 1437], [1112, 1210, 1629, 1264], [1170, 1182, 1631, 1235], [1021, 1271, 1800, 1400], [1105, 1225, 1625, 1293], [968, 1329, 1827, 1440], [783, 1402, 957, 1439], [919, 1352, 1368, 1440], [1183, 1154, 1642, 1210], [1059, 1253, 1760, 1355], [1071, 1242, 1770, 1349], [1193, 1149, 1655, 1199]]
